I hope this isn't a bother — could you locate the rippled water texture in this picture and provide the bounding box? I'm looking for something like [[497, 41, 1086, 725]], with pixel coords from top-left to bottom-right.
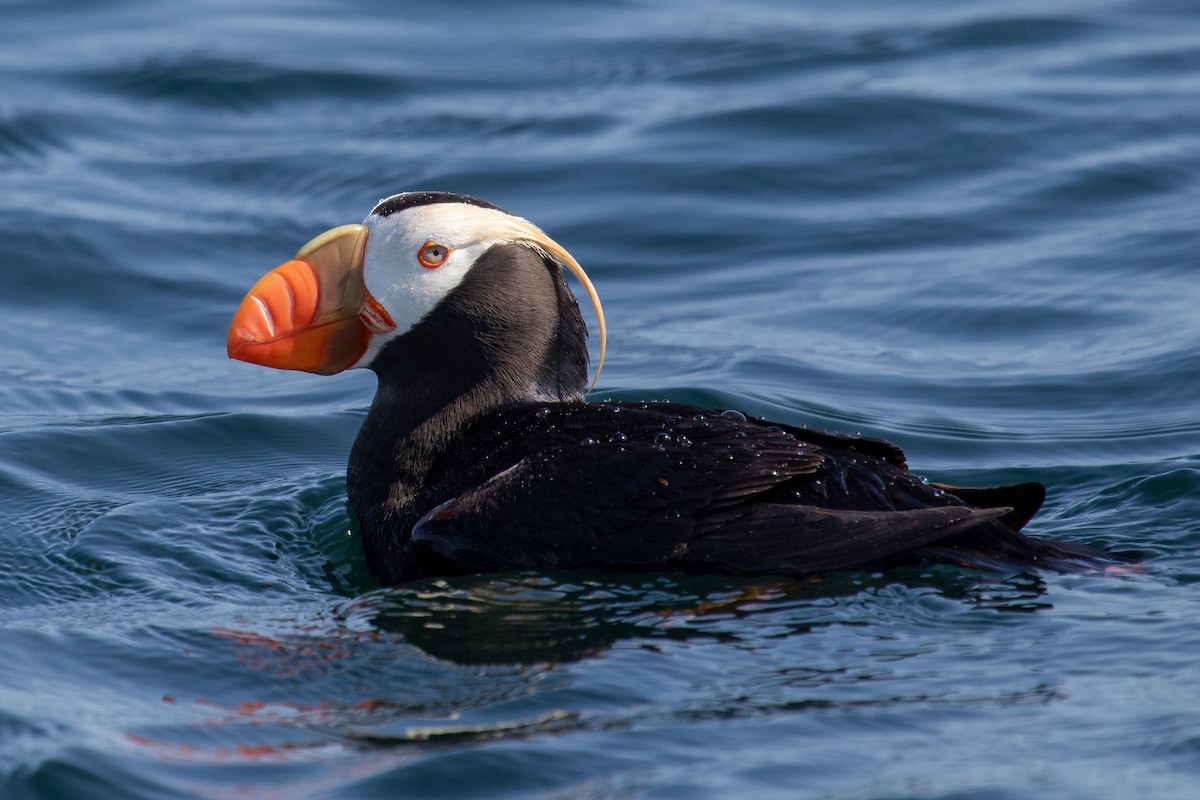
[[2, 0, 1200, 797]]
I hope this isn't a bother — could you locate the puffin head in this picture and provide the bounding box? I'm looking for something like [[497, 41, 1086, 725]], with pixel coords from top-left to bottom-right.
[[227, 192, 606, 396]]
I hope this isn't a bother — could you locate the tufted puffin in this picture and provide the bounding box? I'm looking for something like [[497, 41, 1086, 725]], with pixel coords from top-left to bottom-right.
[[227, 191, 1109, 585]]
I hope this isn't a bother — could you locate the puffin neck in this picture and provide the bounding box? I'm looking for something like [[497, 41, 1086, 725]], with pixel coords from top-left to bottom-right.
[[348, 243, 590, 507]]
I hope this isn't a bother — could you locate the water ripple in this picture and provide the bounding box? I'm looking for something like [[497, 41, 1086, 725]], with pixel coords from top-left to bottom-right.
[[78, 53, 406, 110], [2, 0, 1200, 797]]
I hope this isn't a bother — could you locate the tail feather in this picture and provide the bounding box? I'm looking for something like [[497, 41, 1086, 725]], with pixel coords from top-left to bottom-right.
[[919, 481, 1115, 572], [915, 527, 1115, 573], [933, 481, 1046, 531]]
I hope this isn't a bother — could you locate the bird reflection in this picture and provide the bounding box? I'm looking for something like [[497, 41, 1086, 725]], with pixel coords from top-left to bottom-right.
[[339, 567, 1057, 665]]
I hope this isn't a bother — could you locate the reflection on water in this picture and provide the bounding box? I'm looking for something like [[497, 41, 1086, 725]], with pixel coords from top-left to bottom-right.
[[122, 566, 1065, 775], [340, 568, 1057, 665]]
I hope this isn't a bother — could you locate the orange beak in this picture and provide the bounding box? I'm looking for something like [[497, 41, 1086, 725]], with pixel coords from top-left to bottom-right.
[[227, 224, 395, 375]]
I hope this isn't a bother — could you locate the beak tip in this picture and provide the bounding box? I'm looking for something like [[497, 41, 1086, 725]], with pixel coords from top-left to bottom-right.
[[226, 321, 255, 362]]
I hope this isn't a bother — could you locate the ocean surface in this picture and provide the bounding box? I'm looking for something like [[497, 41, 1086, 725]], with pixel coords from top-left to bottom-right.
[[2, 0, 1199, 797]]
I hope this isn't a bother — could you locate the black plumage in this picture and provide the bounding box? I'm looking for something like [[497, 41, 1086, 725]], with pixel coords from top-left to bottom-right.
[[352, 393, 1105, 585], [339, 212, 1105, 584], [230, 191, 1112, 585]]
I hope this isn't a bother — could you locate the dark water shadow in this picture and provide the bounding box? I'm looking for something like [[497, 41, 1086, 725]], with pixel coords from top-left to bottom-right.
[[337, 566, 1055, 666]]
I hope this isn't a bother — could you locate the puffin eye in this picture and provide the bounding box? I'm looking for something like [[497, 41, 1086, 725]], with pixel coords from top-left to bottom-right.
[[418, 241, 451, 269]]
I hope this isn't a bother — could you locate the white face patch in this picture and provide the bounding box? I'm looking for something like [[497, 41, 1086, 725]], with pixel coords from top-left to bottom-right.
[[346, 195, 606, 388], [352, 201, 542, 369]]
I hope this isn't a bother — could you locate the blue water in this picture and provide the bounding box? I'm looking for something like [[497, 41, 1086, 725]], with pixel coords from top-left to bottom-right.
[[3, 0, 1200, 796]]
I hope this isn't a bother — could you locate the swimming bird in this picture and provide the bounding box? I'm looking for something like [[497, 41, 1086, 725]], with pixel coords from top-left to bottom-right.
[[227, 191, 1106, 585]]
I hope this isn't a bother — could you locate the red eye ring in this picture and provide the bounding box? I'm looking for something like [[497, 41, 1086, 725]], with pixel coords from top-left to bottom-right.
[[418, 241, 451, 269]]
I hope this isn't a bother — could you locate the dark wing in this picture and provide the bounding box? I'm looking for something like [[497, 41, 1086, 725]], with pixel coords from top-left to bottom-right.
[[409, 433, 1011, 578], [687, 503, 1008, 574]]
